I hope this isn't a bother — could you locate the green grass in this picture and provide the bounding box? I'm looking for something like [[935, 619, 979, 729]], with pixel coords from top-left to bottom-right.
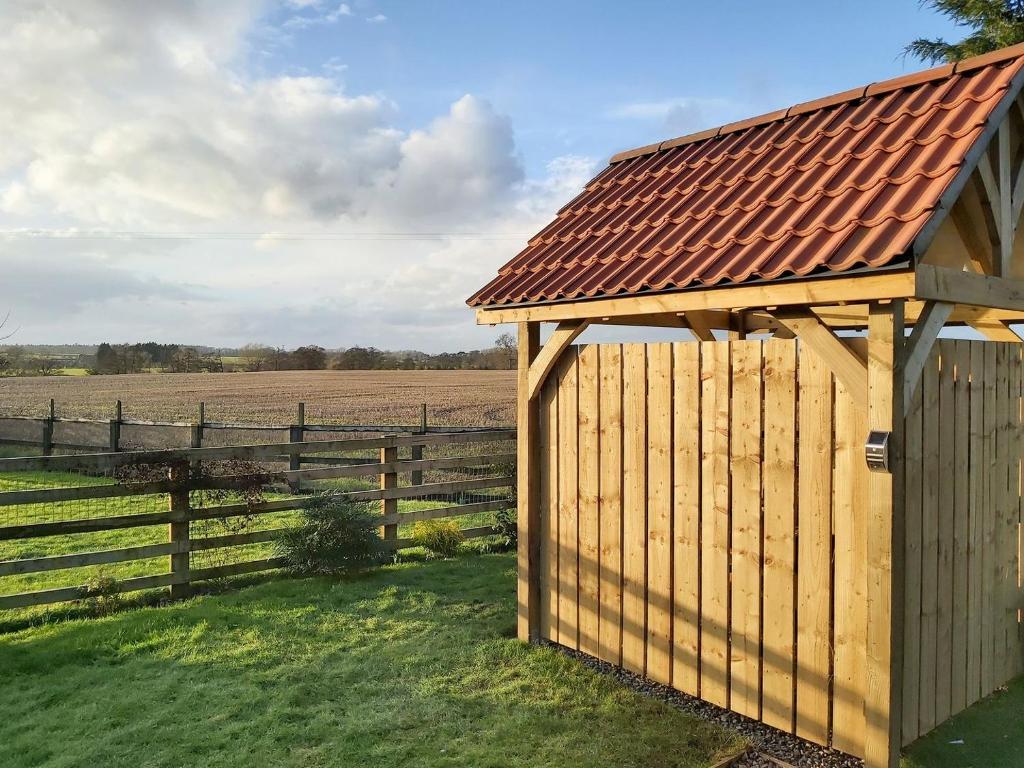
[[0, 554, 743, 768], [0, 463, 510, 622], [902, 676, 1024, 767]]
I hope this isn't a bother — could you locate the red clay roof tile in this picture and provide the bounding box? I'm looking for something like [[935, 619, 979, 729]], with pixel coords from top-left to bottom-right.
[[468, 48, 1024, 308]]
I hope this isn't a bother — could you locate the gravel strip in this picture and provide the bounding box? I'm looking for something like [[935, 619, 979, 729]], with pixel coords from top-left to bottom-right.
[[547, 643, 864, 768]]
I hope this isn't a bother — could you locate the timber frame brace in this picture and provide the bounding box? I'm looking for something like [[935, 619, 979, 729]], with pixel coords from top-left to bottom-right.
[[526, 320, 590, 401], [770, 310, 868, 405]]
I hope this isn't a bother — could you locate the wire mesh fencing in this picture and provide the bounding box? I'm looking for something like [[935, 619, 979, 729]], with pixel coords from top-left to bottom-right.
[[0, 427, 515, 616]]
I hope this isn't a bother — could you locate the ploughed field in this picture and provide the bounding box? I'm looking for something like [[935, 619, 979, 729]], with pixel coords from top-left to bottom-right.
[[0, 370, 516, 426]]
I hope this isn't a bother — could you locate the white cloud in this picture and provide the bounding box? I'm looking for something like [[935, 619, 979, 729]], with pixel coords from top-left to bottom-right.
[[283, 2, 352, 29], [366, 13, 387, 23], [0, 1, 590, 350], [607, 96, 741, 135]]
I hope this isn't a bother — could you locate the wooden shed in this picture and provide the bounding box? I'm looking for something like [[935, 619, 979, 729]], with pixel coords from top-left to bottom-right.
[[469, 44, 1024, 768]]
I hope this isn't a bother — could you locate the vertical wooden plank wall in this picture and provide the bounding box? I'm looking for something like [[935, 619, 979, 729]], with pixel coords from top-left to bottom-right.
[[535, 338, 1024, 761], [899, 339, 1024, 746]]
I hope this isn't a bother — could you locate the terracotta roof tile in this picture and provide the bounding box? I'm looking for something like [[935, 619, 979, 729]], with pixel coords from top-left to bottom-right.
[[469, 48, 1024, 308]]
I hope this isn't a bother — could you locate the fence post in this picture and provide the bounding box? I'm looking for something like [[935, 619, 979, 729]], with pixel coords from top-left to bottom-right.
[[168, 461, 191, 599], [191, 402, 205, 449], [41, 399, 55, 456], [864, 301, 906, 768], [109, 400, 121, 452], [410, 403, 426, 486], [288, 402, 304, 493], [381, 444, 398, 542]]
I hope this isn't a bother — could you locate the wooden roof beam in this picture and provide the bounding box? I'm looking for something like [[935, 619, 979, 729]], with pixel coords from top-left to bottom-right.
[[916, 263, 1024, 312], [474, 271, 916, 325]]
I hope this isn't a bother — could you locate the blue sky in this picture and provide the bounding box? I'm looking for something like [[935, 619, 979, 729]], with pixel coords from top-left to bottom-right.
[[0, 1, 962, 350], [263, 0, 959, 174]]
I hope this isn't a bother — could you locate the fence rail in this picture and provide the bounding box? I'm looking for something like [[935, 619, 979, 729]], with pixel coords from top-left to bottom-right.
[[0, 399, 501, 454], [0, 428, 516, 611]]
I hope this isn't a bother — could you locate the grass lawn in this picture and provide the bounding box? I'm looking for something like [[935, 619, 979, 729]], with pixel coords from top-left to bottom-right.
[[0, 553, 744, 768], [902, 676, 1024, 767], [0, 458, 508, 615]]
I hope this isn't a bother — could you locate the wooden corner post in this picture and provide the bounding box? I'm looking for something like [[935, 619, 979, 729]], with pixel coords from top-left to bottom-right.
[[517, 321, 542, 642], [865, 301, 906, 768]]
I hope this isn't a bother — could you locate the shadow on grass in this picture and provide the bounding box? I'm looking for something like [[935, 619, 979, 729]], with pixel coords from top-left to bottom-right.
[[0, 553, 741, 768], [902, 675, 1024, 768]]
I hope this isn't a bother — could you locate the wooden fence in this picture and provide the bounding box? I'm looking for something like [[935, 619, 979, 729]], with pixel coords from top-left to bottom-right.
[[0, 400, 495, 454], [534, 338, 1023, 760], [901, 339, 1024, 745], [0, 429, 515, 611]]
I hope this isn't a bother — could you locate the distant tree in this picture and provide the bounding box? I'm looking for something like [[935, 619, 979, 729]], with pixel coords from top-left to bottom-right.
[[33, 357, 60, 376], [289, 345, 327, 370], [239, 343, 274, 372], [333, 346, 384, 370], [95, 342, 118, 374], [908, 1, 1024, 63], [494, 332, 516, 370]]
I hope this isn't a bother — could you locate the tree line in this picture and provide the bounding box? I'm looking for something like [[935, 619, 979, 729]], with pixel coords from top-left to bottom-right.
[[0, 334, 518, 376], [237, 334, 516, 371]]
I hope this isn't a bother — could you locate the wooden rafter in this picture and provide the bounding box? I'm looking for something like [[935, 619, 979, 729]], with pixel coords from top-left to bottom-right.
[[902, 301, 954, 411], [771, 310, 867, 404], [683, 310, 717, 341], [958, 307, 1023, 342], [526, 320, 589, 401]]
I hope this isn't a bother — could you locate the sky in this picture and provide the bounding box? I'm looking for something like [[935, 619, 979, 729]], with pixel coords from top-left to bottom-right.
[[0, 1, 961, 351]]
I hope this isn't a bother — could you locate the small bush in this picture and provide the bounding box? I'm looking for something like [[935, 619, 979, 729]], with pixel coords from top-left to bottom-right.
[[276, 494, 384, 575], [492, 505, 517, 551], [411, 519, 464, 558], [83, 573, 123, 617]]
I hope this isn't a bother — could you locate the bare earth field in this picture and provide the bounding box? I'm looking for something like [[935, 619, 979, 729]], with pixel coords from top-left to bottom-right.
[[0, 370, 516, 427]]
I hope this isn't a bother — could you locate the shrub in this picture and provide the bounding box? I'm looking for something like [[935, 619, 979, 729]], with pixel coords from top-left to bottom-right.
[[83, 573, 123, 617], [411, 519, 464, 558], [276, 494, 384, 575], [492, 505, 517, 551]]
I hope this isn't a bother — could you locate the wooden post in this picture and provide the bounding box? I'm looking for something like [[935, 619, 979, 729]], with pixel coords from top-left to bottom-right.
[[728, 310, 748, 340], [41, 399, 55, 456], [191, 402, 205, 449], [517, 321, 542, 642], [411, 403, 426, 486], [381, 445, 398, 541], [168, 461, 190, 600], [289, 402, 304, 493], [109, 400, 121, 452], [190, 402, 204, 475], [865, 300, 906, 768]]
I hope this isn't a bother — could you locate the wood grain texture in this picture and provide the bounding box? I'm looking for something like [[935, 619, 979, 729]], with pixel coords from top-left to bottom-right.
[[700, 341, 731, 708], [796, 345, 833, 745], [622, 343, 648, 675], [729, 341, 763, 719], [833, 377, 868, 756], [646, 343, 673, 684], [761, 339, 797, 734], [557, 349, 580, 650], [597, 343, 624, 666], [672, 341, 702, 696], [577, 344, 601, 658]]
